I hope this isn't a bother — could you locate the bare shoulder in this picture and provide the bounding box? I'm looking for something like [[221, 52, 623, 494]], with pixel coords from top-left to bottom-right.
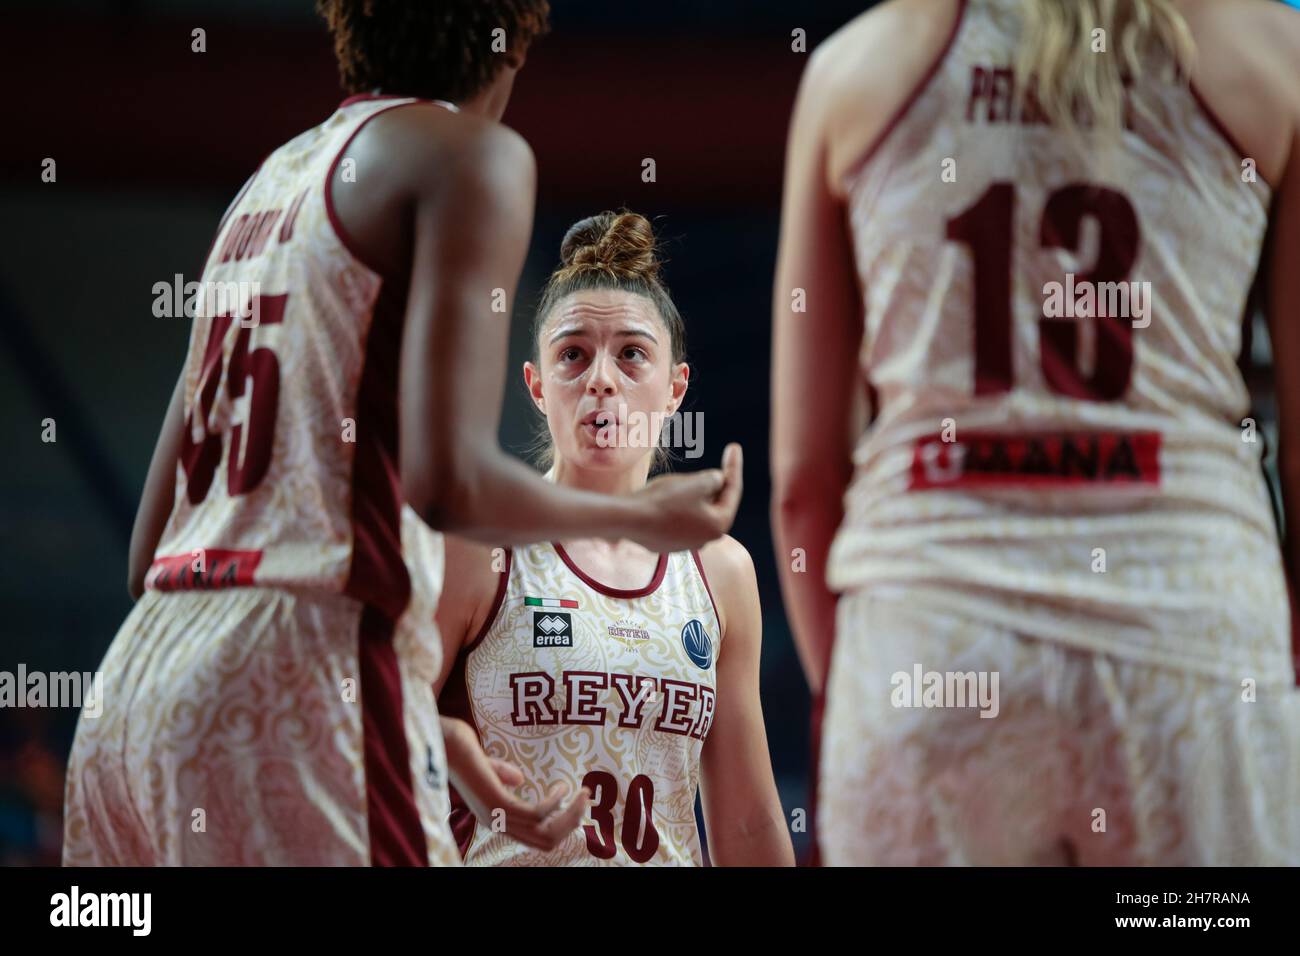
[[1181, 0, 1300, 90], [443, 534, 505, 587], [356, 103, 535, 196], [1177, 0, 1299, 181], [806, 0, 964, 189], [811, 0, 957, 85], [439, 534, 508, 634], [697, 535, 759, 636], [1181, 0, 1300, 44], [1247, 0, 1300, 108]]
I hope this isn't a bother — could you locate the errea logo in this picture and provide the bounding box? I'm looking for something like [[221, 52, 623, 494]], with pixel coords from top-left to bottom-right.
[[533, 612, 573, 647]]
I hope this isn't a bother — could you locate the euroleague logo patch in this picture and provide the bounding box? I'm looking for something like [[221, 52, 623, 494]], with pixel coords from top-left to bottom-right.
[[681, 619, 712, 669], [533, 611, 573, 648]]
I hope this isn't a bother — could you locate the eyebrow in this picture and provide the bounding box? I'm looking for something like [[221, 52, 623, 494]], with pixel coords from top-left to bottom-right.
[[548, 325, 660, 345]]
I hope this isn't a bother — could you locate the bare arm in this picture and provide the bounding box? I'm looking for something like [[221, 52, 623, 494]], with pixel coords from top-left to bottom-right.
[[432, 534, 500, 695], [770, 50, 863, 696], [432, 534, 587, 850], [397, 119, 742, 552], [699, 538, 795, 866], [438, 713, 588, 852], [127, 369, 185, 599]]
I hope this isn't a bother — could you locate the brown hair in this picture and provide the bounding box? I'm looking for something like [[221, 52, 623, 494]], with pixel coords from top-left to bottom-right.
[[316, 0, 551, 104], [530, 211, 687, 473], [1018, 0, 1195, 140]]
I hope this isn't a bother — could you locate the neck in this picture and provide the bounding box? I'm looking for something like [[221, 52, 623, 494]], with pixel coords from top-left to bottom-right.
[[551, 456, 651, 499], [458, 85, 501, 119]]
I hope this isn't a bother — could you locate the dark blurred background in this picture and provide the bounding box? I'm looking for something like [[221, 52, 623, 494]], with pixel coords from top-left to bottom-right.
[[0, 0, 891, 865], [2, 0, 1291, 867]]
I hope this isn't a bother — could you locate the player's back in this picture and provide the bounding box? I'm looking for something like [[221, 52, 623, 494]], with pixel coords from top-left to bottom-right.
[[147, 94, 455, 622], [824, 0, 1296, 682]]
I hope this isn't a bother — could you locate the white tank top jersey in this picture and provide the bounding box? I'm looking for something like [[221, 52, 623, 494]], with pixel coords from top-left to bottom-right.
[[827, 0, 1293, 684], [146, 94, 455, 624], [439, 542, 724, 866]]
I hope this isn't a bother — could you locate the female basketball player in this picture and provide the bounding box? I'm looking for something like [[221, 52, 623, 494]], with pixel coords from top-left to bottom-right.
[[62, 2, 743, 866], [434, 211, 794, 866], [774, 0, 1300, 865]]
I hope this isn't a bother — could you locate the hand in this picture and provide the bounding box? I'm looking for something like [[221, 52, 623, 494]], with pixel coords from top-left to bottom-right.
[[630, 443, 744, 552], [441, 717, 589, 852]]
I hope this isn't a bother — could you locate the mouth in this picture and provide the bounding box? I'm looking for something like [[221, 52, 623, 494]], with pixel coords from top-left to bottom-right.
[[581, 409, 616, 427], [580, 409, 618, 438]]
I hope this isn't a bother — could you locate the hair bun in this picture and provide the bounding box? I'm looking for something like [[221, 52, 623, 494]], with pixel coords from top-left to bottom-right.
[[558, 210, 660, 281]]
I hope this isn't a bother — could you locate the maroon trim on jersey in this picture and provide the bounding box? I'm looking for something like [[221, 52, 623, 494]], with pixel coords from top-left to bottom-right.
[[325, 97, 457, 277], [553, 542, 668, 598], [340, 93, 424, 109], [436, 547, 511, 860], [342, 280, 412, 623], [844, 0, 968, 182], [1187, 82, 1269, 189], [358, 603, 429, 866], [145, 548, 262, 592], [324, 100, 416, 278], [690, 549, 724, 637]]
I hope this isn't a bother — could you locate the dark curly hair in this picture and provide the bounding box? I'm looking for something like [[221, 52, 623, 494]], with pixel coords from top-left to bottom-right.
[[316, 0, 551, 104]]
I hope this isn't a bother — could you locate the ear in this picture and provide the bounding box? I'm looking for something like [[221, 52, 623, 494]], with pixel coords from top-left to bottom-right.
[[523, 361, 546, 414], [503, 37, 529, 72], [667, 361, 689, 416]]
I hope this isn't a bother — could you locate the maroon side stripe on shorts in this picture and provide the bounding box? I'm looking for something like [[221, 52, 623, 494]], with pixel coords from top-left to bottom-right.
[[335, 186, 423, 861], [359, 604, 428, 866]]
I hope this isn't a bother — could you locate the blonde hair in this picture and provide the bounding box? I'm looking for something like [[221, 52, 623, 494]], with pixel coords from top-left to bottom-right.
[[1017, 0, 1196, 139]]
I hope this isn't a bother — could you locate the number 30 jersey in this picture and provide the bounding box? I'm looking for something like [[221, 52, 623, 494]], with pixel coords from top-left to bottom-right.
[[148, 95, 455, 623], [439, 542, 723, 866], [828, 0, 1291, 683]]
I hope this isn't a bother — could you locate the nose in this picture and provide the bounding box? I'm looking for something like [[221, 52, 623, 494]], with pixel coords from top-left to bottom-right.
[[586, 351, 618, 396]]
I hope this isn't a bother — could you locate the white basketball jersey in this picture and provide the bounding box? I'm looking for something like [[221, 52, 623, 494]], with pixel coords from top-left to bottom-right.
[[147, 94, 455, 624], [440, 542, 723, 866], [828, 0, 1292, 683]]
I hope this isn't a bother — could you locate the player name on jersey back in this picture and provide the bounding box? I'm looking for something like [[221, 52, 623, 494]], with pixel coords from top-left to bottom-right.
[[828, 0, 1291, 684], [148, 96, 449, 622]]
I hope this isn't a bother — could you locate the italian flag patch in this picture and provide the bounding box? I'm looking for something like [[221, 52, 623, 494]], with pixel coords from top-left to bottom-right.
[[525, 596, 579, 609]]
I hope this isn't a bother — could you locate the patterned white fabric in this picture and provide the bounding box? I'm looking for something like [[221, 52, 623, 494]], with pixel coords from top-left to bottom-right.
[[449, 542, 722, 866], [828, 0, 1290, 684], [821, 588, 1300, 865], [152, 96, 445, 615], [64, 585, 458, 865]]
